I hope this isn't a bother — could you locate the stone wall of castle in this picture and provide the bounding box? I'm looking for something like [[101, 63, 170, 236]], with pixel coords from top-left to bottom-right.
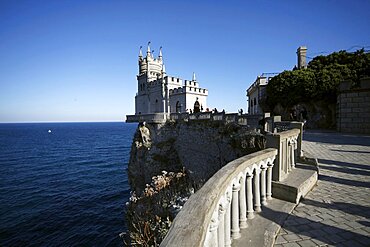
[[337, 78, 370, 134]]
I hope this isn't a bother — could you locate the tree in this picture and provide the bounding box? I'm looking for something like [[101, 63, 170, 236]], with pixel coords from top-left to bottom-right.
[[266, 49, 370, 109]]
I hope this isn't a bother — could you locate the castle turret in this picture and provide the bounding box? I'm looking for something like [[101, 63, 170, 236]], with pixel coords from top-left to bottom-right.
[[147, 42, 151, 57], [192, 72, 196, 81], [138, 46, 142, 60], [158, 46, 163, 62], [297, 46, 307, 69]]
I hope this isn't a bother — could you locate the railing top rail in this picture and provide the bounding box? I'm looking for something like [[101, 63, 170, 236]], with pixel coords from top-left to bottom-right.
[[160, 148, 278, 247], [270, 128, 300, 139]]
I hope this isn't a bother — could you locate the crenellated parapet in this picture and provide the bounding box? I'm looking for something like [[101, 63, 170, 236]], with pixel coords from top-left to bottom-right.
[[138, 42, 164, 78], [169, 86, 208, 96]]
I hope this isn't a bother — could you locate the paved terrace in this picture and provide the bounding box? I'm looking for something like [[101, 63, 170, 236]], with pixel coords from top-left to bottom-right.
[[274, 130, 370, 247]]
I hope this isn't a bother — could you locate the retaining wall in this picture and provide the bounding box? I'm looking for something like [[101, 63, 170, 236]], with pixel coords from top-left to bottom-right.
[[337, 78, 370, 134]]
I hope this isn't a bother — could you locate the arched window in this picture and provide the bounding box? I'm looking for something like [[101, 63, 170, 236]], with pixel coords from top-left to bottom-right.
[[155, 99, 160, 113], [176, 101, 181, 113], [194, 100, 200, 113]]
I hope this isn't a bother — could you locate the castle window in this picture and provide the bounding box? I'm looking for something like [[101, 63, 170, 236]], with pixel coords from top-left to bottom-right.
[[176, 101, 181, 113], [177, 78, 179, 82]]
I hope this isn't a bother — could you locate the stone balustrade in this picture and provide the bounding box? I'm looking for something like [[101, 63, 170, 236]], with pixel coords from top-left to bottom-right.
[[266, 128, 300, 182], [160, 148, 277, 247], [126, 113, 168, 123], [169, 112, 271, 128], [126, 112, 275, 130], [274, 121, 304, 158]]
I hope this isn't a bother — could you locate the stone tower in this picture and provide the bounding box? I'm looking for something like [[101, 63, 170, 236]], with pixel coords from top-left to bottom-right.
[[297, 46, 307, 69], [137, 42, 164, 89], [132, 42, 208, 117], [136, 42, 166, 114]]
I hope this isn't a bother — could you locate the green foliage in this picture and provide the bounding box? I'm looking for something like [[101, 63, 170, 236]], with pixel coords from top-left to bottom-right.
[[125, 170, 195, 246], [266, 49, 370, 108], [266, 69, 316, 107]]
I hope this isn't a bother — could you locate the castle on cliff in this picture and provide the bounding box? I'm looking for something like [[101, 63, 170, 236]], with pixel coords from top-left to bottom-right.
[[134, 42, 208, 115]]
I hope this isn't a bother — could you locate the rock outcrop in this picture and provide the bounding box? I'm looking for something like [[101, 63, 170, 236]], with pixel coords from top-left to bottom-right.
[[124, 120, 266, 245]]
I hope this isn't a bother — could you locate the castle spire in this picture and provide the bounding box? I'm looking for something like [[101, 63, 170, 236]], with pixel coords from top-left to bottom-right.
[[147, 41, 151, 56], [138, 46, 143, 59], [192, 72, 196, 81], [162, 64, 166, 74], [159, 46, 163, 60]]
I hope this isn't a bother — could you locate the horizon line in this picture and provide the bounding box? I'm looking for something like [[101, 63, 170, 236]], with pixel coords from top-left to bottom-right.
[[0, 120, 133, 124]]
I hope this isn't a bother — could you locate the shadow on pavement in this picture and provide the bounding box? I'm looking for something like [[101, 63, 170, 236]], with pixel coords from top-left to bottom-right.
[[330, 149, 370, 154], [301, 198, 370, 219], [318, 162, 370, 176], [319, 174, 370, 188], [303, 130, 370, 146], [261, 206, 370, 246], [318, 158, 370, 171]]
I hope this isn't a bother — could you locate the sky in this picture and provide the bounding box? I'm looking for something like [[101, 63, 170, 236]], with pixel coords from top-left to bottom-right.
[[0, 0, 369, 123]]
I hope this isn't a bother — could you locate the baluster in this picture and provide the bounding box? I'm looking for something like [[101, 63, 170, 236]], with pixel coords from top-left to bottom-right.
[[260, 165, 267, 205], [217, 201, 226, 247], [246, 173, 254, 219], [225, 192, 232, 247], [291, 138, 296, 169], [266, 161, 273, 200], [239, 176, 248, 229], [287, 140, 292, 172], [205, 211, 219, 247], [253, 167, 261, 212], [231, 183, 241, 239], [285, 140, 290, 174]]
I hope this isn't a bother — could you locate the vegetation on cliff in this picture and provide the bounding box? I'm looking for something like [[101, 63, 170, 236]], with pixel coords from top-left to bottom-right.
[[124, 170, 193, 246]]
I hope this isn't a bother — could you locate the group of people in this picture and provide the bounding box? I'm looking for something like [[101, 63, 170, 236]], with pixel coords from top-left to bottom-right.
[[186, 107, 227, 114], [290, 106, 308, 123]]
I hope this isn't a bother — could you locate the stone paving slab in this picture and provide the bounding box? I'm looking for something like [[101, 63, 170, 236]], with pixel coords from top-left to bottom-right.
[[232, 198, 296, 247], [273, 130, 370, 247]]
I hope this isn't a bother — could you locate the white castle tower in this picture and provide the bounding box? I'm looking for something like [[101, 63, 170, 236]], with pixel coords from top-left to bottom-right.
[[134, 42, 208, 116]]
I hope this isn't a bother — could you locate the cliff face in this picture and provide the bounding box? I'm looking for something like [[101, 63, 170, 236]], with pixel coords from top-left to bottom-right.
[[125, 120, 265, 245], [128, 121, 266, 194]]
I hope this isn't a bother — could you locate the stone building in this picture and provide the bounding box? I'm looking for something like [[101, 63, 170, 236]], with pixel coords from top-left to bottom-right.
[[246, 46, 307, 114], [135, 43, 208, 115], [246, 75, 273, 115]]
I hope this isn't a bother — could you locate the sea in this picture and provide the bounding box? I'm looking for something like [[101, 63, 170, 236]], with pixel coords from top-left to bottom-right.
[[0, 122, 137, 247]]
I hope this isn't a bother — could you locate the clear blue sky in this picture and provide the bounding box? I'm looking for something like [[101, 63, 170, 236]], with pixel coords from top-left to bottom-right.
[[1, 0, 369, 122]]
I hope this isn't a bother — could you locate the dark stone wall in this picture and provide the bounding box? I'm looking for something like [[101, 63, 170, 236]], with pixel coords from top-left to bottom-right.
[[337, 78, 370, 134]]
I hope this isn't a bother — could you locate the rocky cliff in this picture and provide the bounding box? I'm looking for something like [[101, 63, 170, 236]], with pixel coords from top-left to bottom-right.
[[124, 120, 266, 245]]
